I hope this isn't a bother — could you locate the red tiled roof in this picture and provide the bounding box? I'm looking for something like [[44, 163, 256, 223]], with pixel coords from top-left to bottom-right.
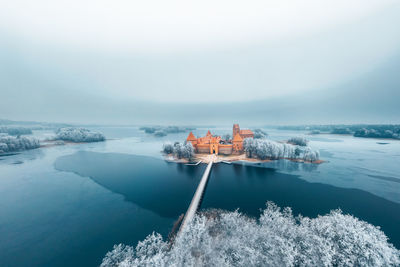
[[187, 132, 197, 141], [240, 129, 254, 135]]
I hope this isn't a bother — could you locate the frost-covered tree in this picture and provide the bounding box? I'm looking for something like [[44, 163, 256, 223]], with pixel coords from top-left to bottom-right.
[[172, 142, 195, 160], [181, 142, 195, 160], [140, 126, 158, 134], [0, 126, 32, 135], [243, 138, 319, 161], [154, 130, 167, 137], [55, 128, 105, 142], [331, 128, 352, 134], [253, 129, 268, 139], [101, 202, 400, 267], [222, 134, 231, 141], [162, 142, 174, 154], [140, 126, 197, 137], [309, 130, 321, 135], [288, 137, 308, 146], [302, 147, 320, 162], [0, 135, 40, 153]]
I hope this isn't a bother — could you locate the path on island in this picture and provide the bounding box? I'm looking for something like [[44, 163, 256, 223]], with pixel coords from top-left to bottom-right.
[[178, 154, 215, 234]]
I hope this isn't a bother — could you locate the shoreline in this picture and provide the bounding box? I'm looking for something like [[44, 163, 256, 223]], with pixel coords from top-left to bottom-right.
[[164, 153, 325, 164]]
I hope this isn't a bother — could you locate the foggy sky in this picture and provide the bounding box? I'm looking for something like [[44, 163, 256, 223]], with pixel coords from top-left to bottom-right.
[[1, 0, 400, 125]]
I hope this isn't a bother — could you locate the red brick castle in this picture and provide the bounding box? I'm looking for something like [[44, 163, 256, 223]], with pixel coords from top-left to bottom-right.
[[186, 124, 254, 155]]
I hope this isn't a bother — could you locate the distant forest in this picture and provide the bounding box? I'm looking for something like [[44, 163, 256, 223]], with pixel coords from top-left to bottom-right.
[[140, 126, 196, 137], [277, 125, 400, 139]]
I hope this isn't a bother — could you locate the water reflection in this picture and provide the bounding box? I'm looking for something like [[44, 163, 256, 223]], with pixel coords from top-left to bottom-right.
[[55, 151, 205, 218]]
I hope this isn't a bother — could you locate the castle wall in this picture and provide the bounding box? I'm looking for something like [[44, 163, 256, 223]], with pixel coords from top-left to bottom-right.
[[218, 144, 233, 155], [188, 124, 251, 155], [196, 144, 210, 153]]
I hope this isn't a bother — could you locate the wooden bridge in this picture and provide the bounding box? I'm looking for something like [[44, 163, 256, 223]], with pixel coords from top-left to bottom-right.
[[178, 155, 215, 234]]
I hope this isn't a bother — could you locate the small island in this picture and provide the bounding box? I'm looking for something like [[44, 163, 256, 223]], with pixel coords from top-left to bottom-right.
[[0, 125, 106, 155], [163, 124, 322, 164]]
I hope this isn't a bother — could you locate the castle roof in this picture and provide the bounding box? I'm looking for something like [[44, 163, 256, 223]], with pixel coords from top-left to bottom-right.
[[187, 131, 197, 141], [206, 130, 212, 136], [240, 129, 254, 135], [232, 133, 243, 142]]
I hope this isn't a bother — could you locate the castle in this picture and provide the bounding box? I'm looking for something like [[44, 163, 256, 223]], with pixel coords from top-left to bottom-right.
[[186, 124, 254, 155]]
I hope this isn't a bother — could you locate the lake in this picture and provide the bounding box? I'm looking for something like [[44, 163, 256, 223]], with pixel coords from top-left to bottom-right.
[[1, 126, 400, 266]]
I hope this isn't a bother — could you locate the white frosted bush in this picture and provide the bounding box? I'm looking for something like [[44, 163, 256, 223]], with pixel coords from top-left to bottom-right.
[[302, 147, 320, 162], [0, 126, 32, 135], [0, 135, 40, 153], [162, 142, 174, 154], [55, 127, 105, 142], [172, 142, 195, 160], [243, 138, 319, 161], [101, 202, 400, 267], [288, 137, 308, 146]]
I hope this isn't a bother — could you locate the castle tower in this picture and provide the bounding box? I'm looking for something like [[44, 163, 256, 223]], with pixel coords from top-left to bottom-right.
[[206, 130, 212, 137], [233, 124, 240, 137], [232, 133, 243, 153], [186, 131, 197, 146], [210, 136, 219, 154]]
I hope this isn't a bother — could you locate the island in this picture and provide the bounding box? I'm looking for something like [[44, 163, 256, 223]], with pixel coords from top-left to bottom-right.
[[163, 124, 322, 164]]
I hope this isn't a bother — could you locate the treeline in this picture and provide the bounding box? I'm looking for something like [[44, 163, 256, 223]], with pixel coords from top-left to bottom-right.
[[277, 124, 400, 139], [243, 138, 320, 162], [0, 119, 71, 128], [101, 202, 400, 266], [287, 137, 308, 146], [253, 129, 268, 139], [0, 126, 33, 135], [354, 128, 400, 139], [140, 126, 196, 137], [55, 128, 105, 142], [0, 135, 40, 153], [163, 142, 195, 160]]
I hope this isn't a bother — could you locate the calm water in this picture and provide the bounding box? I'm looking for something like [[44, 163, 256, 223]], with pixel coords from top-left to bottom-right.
[[1, 126, 400, 266]]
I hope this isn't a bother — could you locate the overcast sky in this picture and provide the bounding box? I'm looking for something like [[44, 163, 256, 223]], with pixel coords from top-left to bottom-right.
[[1, 0, 400, 124]]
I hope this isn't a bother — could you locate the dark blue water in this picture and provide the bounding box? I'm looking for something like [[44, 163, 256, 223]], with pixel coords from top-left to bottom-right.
[[55, 151, 400, 251], [55, 151, 206, 218], [202, 163, 400, 248], [2, 145, 400, 267]]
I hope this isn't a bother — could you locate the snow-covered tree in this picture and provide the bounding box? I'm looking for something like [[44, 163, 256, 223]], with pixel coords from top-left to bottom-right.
[[172, 142, 195, 160], [0, 135, 40, 153], [162, 142, 174, 154], [288, 137, 308, 146], [302, 147, 320, 162], [0, 126, 32, 135], [253, 129, 268, 139], [101, 202, 400, 267], [140, 126, 197, 137], [243, 138, 318, 161], [55, 128, 105, 142], [222, 134, 231, 141], [154, 130, 167, 137]]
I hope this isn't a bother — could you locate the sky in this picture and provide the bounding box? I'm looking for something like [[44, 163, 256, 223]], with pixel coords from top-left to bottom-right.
[[1, 0, 400, 125]]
